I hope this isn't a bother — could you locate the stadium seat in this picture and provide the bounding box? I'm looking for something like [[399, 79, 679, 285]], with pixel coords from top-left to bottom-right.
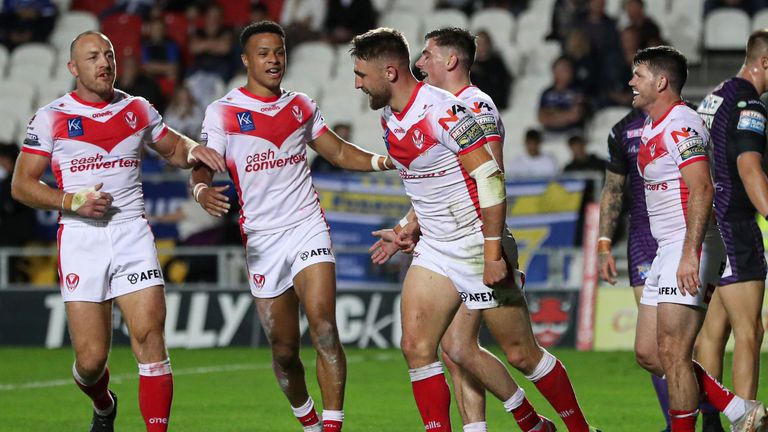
[[0, 45, 8, 77], [423, 9, 469, 34], [660, 13, 702, 64], [163, 13, 189, 64], [227, 74, 247, 92], [514, 8, 550, 53], [290, 41, 336, 86], [101, 13, 142, 60], [0, 81, 37, 114], [391, 0, 436, 15], [499, 43, 525, 78], [509, 75, 551, 119], [280, 74, 323, 101], [8, 63, 53, 89], [50, 11, 100, 52], [333, 44, 356, 81], [37, 77, 75, 106], [9, 43, 56, 73], [587, 106, 631, 157], [378, 11, 422, 61], [51, 0, 72, 13], [71, 0, 115, 16], [0, 116, 17, 144], [215, 0, 251, 27], [0, 104, 33, 139], [523, 41, 561, 77], [319, 87, 366, 126], [753, 8, 768, 31], [470, 7, 517, 45], [704, 9, 751, 51]]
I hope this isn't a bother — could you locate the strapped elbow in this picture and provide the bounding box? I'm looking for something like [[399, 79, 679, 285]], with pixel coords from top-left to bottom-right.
[[470, 160, 505, 208]]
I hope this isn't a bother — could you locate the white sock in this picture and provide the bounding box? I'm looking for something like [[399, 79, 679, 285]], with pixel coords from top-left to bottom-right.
[[291, 396, 317, 419], [137, 358, 172, 377], [72, 363, 114, 416], [503, 387, 526, 412], [723, 396, 747, 423], [322, 409, 344, 422], [463, 421, 488, 431], [524, 350, 556, 382], [408, 361, 444, 382]]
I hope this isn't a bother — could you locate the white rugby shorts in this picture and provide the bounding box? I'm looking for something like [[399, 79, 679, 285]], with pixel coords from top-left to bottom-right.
[[640, 229, 730, 308], [411, 229, 525, 310], [243, 213, 335, 298], [57, 217, 164, 302]]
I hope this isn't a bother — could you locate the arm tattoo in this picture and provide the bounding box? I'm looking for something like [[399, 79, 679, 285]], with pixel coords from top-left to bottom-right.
[[598, 171, 626, 239]]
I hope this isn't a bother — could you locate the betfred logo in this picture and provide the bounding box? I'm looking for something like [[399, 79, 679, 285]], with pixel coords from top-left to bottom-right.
[[252, 273, 265, 289], [65, 273, 80, 291]]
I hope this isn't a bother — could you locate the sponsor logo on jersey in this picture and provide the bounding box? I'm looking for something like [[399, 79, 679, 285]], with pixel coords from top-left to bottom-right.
[[23, 133, 40, 147], [398, 169, 447, 180], [299, 248, 333, 261], [645, 182, 668, 191], [92, 110, 113, 119], [236, 111, 255, 132], [676, 134, 706, 161], [65, 273, 79, 291], [68, 153, 140, 172], [470, 101, 493, 114], [393, 127, 405, 134], [260, 105, 280, 112], [412, 129, 424, 149], [425, 421, 443, 430], [438, 104, 467, 130], [659, 286, 678, 296], [291, 105, 303, 123], [148, 418, 168, 424], [449, 117, 484, 149], [670, 126, 698, 144], [637, 263, 651, 280], [244, 149, 307, 173], [67, 117, 84, 137], [127, 269, 162, 284], [737, 109, 766, 134], [459, 291, 497, 303], [252, 273, 265, 289], [626, 128, 643, 139], [199, 132, 208, 143], [124, 111, 137, 129]]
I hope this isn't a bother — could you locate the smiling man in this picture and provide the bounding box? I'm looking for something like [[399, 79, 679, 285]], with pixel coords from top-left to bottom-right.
[[629, 45, 766, 432], [11, 31, 225, 432], [190, 21, 394, 432]]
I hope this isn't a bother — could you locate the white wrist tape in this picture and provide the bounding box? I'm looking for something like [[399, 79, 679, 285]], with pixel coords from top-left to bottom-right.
[[398, 216, 409, 229], [371, 155, 385, 171], [70, 186, 98, 212], [193, 183, 208, 202], [187, 142, 201, 164], [470, 160, 505, 208]]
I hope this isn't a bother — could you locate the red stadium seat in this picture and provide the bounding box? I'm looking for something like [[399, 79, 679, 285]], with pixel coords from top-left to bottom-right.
[[163, 12, 189, 66], [71, 0, 115, 17], [101, 13, 142, 61], [215, 0, 251, 28]]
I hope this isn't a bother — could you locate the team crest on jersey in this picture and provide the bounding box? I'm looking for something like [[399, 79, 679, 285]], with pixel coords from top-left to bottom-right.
[[292, 105, 303, 123], [65, 273, 80, 291], [252, 273, 265, 289], [412, 129, 424, 149], [124, 111, 138, 129], [67, 117, 84, 137], [236, 111, 255, 132], [649, 142, 657, 157]]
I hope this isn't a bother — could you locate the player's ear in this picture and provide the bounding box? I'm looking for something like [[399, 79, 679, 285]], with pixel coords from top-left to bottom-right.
[[385, 65, 398, 83], [656, 74, 668, 93], [67, 60, 78, 79], [241, 53, 248, 68], [446, 54, 458, 71]]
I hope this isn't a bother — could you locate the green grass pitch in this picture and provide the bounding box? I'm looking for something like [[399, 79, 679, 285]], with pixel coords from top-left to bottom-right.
[[0, 348, 766, 431]]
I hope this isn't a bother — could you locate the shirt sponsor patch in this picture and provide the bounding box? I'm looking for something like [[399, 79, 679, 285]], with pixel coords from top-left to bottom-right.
[[236, 111, 255, 132], [677, 135, 707, 161], [626, 128, 643, 139], [474, 113, 500, 136], [737, 110, 766, 134], [23, 133, 40, 146], [199, 132, 208, 143], [449, 117, 484, 149], [67, 117, 84, 138]]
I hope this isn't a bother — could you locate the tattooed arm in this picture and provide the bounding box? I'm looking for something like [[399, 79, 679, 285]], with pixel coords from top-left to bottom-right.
[[598, 171, 626, 284]]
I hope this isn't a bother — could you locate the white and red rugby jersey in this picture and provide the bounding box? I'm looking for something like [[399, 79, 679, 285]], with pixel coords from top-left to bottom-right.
[[22, 90, 168, 224], [382, 82, 489, 241], [637, 101, 712, 247], [201, 87, 328, 234], [455, 85, 504, 145]]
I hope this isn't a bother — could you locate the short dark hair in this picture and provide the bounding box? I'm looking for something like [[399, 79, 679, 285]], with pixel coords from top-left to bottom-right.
[[525, 128, 542, 142], [350, 27, 410, 65], [568, 135, 586, 146], [240, 21, 285, 51], [633, 45, 688, 94], [424, 27, 476, 70], [746, 29, 768, 63]]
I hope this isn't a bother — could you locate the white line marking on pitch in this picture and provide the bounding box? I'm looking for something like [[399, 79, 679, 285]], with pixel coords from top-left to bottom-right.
[[0, 353, 399, 391]]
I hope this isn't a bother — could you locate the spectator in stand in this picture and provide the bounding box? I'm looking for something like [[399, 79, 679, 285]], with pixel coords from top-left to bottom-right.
[[470, 30, 512, 110], [575, 0, 621, 66], [505, 129, 559, 179], [100, 0, 154, 19], [280, 0, 327, 51], [188, 4, 236, 81], [600, 27, 638, 107], [324, 0, 377, 44], [435, 0, 477, 16], [310, 123, 351, 174], [548, 0, 588, 42], [563, 135, 607, 174], [163, 85, 203, 142], [117, 55, 165, 112], [564, 28, 600, 97], [141, 18, 182, 96], [0, 143, 36, 282], [623, 0, 663, 49], [0, 0, 57, 51], [538, 56, 587, 134]]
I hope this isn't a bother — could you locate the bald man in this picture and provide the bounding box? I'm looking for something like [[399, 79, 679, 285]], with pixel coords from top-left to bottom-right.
[[11, 31, 224, 432]]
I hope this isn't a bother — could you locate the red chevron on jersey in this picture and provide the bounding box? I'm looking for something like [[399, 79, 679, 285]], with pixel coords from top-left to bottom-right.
[[386, 118, 438, 169], [637, 134, 668, 176], [51, 99, 149, 153], [221, 97, 313, 149]]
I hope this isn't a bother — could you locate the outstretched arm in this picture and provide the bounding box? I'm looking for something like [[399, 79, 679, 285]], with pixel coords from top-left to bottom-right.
[[150, 127, 226, 172], [309, 129, 394, 172]]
